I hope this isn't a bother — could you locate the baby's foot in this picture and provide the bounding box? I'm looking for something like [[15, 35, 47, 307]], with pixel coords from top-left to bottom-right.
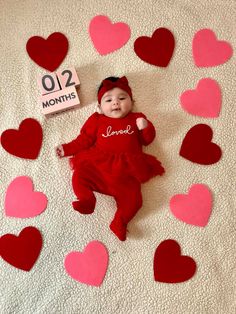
[[72, 200, 94, 215], [110, 217, 127, 241]]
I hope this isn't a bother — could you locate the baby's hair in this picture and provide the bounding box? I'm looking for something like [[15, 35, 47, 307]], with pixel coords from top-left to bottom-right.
[[97, 76, 119, 93]]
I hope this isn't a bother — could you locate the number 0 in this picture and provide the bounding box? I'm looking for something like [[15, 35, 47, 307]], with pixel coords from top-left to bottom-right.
[[42, 75, 55, 91]]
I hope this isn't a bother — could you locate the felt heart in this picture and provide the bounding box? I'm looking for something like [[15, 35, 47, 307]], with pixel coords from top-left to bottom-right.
[[193, 29, 233, 67], [180, 124, 222, 165], [170, 184, 212, 227], [26, 32, 69, 71], [5, 176, 47, 218], [180, 78, 222, 118], [89, 15, 131, 55], [154, 239, 197, 283], [0, 226, 42, 271], [134, 28, 175, 67], [64, 241, 109, 286], [1, 118, 43, 159]]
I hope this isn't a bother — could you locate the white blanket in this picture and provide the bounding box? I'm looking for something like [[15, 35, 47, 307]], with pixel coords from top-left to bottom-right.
[[0, 0, 235, 313]]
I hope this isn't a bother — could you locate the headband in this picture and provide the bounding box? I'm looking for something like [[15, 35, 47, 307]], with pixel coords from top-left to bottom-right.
[[97, 76, 133, 104]]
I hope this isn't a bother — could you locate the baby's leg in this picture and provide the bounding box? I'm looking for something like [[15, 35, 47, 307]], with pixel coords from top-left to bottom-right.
[[72, 170, 96, 214], [109, 177, 143, 241]]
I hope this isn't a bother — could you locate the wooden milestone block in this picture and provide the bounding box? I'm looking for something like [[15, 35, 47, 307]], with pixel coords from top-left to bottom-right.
[[39, 85, 80, 116], [37, 72, 61, 95], [56, 67, 80, 89]]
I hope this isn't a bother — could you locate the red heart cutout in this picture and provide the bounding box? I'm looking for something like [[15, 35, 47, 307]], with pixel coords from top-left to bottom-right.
[[26, 32, 69, 71], [0, 226, 42, 271], [134, 28, 175, 67], [180, 124, 222, 165], [154, 239, 197, 283], [1, 118, 43, 159]]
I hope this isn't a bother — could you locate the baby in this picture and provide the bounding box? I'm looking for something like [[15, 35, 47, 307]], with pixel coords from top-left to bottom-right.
[[56, 76, 165, 241]]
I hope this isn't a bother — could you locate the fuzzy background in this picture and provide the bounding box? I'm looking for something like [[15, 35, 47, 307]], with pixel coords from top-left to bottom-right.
[[0, 0, 235, 313]]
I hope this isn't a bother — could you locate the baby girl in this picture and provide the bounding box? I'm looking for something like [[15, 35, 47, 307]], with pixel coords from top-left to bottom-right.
[[56, 76, 165, 241]]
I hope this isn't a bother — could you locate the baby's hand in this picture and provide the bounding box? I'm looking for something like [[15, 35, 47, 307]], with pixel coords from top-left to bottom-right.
[[56, 145, 64, 158], [136, 117, 148, 130]]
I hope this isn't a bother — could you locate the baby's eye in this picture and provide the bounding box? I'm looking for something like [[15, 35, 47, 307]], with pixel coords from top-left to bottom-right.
[[119, 97, 125, 100], [105, 99, 112, 102]]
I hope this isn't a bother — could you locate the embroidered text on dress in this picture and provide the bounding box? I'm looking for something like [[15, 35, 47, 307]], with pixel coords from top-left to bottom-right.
[[102, 125, 134, 137]]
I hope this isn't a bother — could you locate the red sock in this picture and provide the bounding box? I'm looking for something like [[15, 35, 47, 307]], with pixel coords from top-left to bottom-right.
[[72, 200, 95, 215], [110, 216, 127, 241]]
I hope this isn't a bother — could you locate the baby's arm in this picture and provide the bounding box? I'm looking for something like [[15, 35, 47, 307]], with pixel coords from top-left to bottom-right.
[[56, 113, 99, 158], [136, 113, 156, 146]]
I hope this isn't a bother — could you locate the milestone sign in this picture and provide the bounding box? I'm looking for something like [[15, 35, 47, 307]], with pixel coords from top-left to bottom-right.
[[37, 67, 80, 116]]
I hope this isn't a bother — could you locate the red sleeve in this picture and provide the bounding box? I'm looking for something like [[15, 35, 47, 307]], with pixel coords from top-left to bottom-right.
[[62, 113, 99, 157], [136, 112, 156, 146]]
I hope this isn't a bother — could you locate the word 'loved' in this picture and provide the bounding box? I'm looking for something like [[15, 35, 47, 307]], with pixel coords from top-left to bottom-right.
[[102, 125, 134, 137]]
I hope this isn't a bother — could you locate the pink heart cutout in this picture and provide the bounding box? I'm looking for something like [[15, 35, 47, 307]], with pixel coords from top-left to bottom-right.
[[64, 241, 109, 286], [89, 15, 131, 55], [180, 78, 221, 118], [170, 184, 212, 227], [5, 176, 47, 218], [193, 29, 233, 67]]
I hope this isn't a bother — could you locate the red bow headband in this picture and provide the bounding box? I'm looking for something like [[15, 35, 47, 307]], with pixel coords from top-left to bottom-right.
[[97, 76, 133, 104]]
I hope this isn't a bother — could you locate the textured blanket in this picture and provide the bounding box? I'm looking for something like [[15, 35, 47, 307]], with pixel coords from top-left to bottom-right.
[[0, 0, 235, 313]]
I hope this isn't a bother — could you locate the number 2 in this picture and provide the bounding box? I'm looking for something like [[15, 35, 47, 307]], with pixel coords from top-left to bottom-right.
[[61, 70, 74, 87]]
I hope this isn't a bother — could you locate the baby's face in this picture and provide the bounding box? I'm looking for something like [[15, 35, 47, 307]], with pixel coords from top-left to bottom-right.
[[100, 87, 133, 118]]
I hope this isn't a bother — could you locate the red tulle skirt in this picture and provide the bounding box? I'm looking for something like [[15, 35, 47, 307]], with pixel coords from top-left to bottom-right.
[[70, 147, 165, 183]]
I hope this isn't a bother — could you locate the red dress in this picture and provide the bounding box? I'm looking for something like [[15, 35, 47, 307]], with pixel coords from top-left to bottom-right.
[[62, 112, 165, 183]]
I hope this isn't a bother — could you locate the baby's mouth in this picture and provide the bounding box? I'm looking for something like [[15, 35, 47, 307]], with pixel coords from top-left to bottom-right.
[[112, 108, 121, 112]]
